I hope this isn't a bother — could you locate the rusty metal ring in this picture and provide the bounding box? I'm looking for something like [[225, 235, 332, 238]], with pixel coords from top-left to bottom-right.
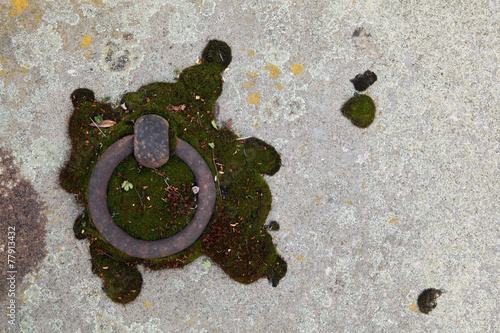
[[88, 135, 216, 259]]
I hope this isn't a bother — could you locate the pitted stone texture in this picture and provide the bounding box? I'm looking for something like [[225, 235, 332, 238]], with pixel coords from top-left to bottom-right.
[[134, 114, 169, 168]]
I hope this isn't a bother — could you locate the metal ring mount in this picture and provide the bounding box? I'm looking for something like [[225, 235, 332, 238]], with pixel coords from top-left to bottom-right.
[[87, 122, 216, 259]]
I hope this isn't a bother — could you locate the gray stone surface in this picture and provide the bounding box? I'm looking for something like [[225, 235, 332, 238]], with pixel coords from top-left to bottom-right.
[[0, 0, 498, 332]]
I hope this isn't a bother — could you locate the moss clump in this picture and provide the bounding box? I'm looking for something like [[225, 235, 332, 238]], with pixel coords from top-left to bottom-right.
[[417, 288, 443, 314], [265, 221, 280, 231], [60, 40, 286, 304], [350, 70, 377, 92], [107, 155, 196, 241], [201, 40, 232, 70], [90, 244, 142, 303], [341, 94, 376, 128], [241, 138, 281, 176]]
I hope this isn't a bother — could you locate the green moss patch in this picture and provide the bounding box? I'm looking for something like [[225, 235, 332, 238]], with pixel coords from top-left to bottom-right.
[[341, 94, 376, 128], [60, 40, 287, 304], [107, 155, 196, 241]]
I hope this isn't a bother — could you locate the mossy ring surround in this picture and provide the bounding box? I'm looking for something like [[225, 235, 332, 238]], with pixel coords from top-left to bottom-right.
[[88, 115, 216, 259]]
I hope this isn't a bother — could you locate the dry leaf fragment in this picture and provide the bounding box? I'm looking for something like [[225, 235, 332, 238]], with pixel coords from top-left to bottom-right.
[[168, 104, 187, 112], [90, 120, 116, 128]]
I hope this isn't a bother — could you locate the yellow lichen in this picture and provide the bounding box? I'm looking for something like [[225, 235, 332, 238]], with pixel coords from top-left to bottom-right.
[[246, 71, 259, 79], [409, 302, 418, 312], [9, 0, 29, 17], [275, 83, 283, 90], [291, 63, 305, 75], [263, 63, 281, 79], [247, 92, 260, 105], [81, 35, 94, 49], [388, 217, 398, 225], [90, 0, 106, 8], [242, 81, 255, 88]]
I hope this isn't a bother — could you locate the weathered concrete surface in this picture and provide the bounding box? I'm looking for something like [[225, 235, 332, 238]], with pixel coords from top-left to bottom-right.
[[0, 0, 498, 332]]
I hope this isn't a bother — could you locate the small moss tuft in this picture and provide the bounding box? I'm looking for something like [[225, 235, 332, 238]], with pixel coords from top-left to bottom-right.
[[90, 244, 142, 304], [201, 40, 232, 70], [241, 138, 281, 176], [266, 221, 280, 231], [71, 88, 95, 107], [350, 70, 377, 92], [417, 288, 443, 314], [341, 94, 376, 128]]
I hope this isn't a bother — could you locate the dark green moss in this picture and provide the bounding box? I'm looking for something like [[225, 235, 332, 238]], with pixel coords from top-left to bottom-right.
[[60, 40, 286, 304], [341, 94, 376, 128], [71, 88, 95, 107], [265, 221, 280, 231], [107, 155, 196, 240], [417, 288, 443, 314], [90, 244, 142, 303], [241, 138, 281, 176], [178, 64, 223, 101], [201, 40, 232, 70], [350, 70, 377, 92]]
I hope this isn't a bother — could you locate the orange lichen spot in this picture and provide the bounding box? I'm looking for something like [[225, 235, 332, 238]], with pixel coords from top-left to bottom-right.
[[242, 81, 255, 88], [263, 63, 281, 79], [346, 200, 353, 205], [10, 0, 29, 17], [409, 301, 418, 312], [275, 83, 283, 90], [81, 35, 94, 49], [388, 217, 398, 225], [247, 92, 260, 105], [91, 0, 106, 8], [291, 63, 305, 75], [248, 50, 255, 57], [297, 255, 305, 261], [246, 71, 259, 79], [144, 302, 151, 308]]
